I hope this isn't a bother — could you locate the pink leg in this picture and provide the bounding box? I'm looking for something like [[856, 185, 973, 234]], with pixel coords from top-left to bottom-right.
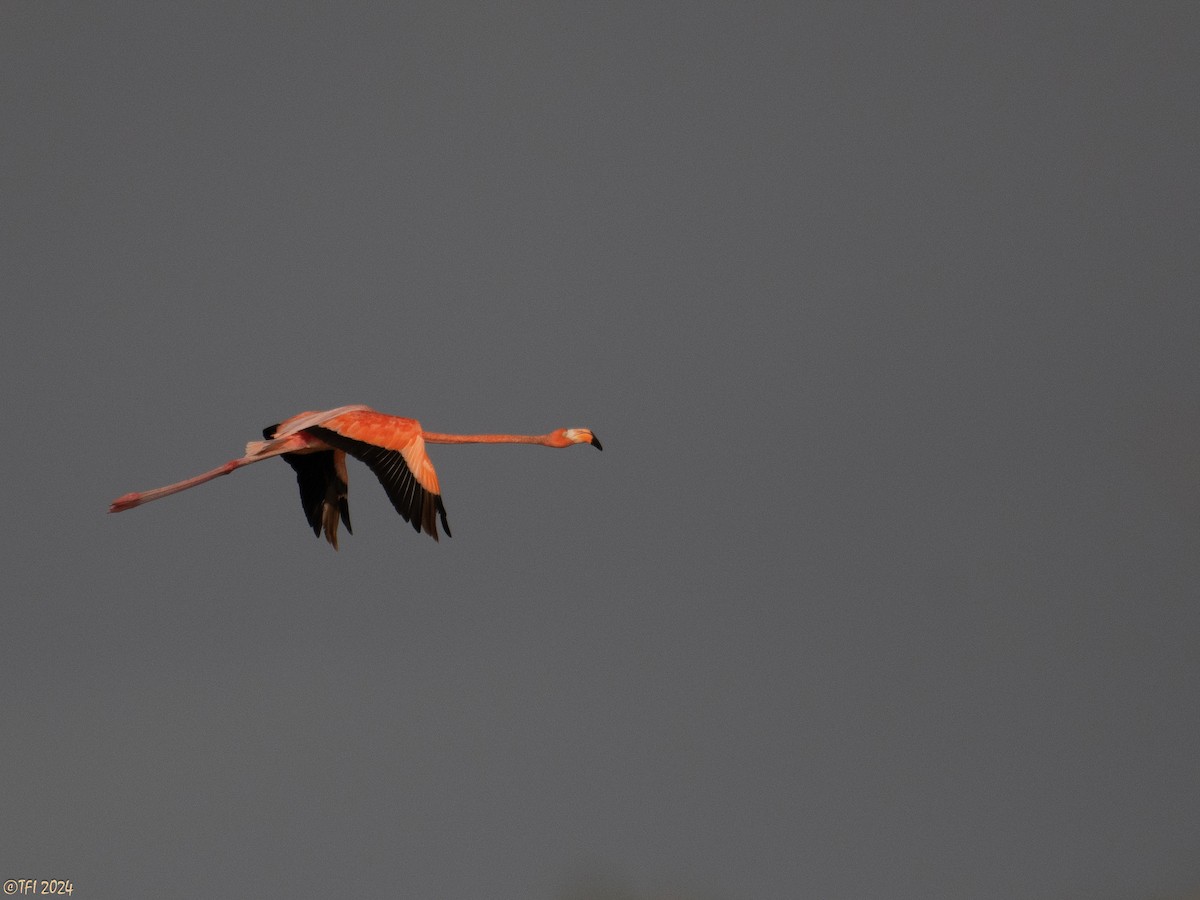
[[109, 433, 319, 514], [109, 457, 255, 512]]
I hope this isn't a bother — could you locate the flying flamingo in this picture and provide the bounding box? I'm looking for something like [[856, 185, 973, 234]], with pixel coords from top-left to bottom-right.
[[109, 405, 602, 548]]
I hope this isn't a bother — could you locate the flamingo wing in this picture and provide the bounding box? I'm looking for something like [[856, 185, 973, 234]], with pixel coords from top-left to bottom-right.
[[264, 424, 352, 548], [306, 423, 451, 541]]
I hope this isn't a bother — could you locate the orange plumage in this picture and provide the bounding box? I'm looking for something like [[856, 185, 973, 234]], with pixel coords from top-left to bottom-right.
[[109, 406, 601, 549]]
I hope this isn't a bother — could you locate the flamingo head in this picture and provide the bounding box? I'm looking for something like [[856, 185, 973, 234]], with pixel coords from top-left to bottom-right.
[[561, 428, 603, 450]]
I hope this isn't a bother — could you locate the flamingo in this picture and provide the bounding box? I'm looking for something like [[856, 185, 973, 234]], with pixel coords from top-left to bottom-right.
[[109, 405, 602, 548]]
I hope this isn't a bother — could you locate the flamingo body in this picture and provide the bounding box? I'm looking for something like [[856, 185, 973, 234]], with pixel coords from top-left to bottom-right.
[[109, 406, 601, 549]]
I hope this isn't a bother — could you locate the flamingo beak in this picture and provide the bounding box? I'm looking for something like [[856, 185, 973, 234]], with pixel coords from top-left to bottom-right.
[[589, 433, 603, 451]]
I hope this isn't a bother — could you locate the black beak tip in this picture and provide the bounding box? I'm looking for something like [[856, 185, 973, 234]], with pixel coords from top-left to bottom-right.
[[590, 434, 603, 451]]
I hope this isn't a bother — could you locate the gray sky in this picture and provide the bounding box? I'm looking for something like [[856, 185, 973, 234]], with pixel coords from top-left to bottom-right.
[[3, 4, 1198, 899]]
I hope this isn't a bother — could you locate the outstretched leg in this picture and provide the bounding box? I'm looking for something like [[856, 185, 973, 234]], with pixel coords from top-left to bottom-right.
[[108, 433, 316, 513]]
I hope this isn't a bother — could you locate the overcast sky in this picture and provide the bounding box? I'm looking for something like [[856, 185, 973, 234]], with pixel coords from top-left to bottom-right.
[[3, 4, 1199, 899]]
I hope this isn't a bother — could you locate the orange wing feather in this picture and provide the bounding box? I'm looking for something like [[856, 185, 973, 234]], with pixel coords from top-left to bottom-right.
[[304, 409, 450, 541]]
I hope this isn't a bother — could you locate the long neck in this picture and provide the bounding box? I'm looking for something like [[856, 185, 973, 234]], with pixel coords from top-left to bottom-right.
[[421, 431, 559, 446]]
